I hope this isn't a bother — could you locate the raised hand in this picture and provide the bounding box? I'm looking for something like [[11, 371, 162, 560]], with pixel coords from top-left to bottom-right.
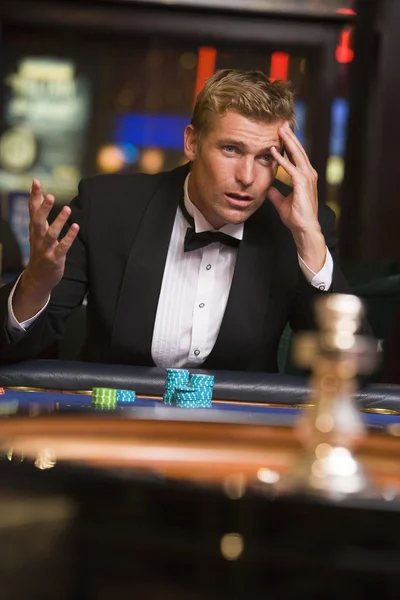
[[12, 179, 79, 322], [25, 179, 79, 290]]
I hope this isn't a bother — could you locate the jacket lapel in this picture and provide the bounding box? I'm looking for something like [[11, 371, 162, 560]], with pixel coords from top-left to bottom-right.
[[111, 165, 189, 365], [204, 201, 276, 370]]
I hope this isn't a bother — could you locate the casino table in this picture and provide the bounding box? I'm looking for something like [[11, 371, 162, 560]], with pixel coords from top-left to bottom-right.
[[4, 387, 400, 426], [0, 383, 399, 483], [0, 360, 400, 599]]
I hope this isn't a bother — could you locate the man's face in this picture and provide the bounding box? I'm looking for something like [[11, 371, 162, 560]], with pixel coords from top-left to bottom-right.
[[184, 110, 283, 229]]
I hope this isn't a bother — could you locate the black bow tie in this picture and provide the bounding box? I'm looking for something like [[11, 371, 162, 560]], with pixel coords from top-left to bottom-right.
[[184, 228, 240, 252], [179, 196, 240, 253]]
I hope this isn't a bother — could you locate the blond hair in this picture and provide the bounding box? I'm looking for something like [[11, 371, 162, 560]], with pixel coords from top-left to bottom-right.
[[191, 69, 295, 140]]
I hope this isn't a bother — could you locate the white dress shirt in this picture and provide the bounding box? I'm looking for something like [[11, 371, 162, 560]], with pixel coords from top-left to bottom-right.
[[7, 174, 333, 368]]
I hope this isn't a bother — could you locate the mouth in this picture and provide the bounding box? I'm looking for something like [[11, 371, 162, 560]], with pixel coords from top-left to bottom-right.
[[224, 193, 254, 208]]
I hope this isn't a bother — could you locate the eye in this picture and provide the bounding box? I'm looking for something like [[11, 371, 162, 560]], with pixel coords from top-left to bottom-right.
[[223, 145, 238, 154], [259, 154, 273, 163]]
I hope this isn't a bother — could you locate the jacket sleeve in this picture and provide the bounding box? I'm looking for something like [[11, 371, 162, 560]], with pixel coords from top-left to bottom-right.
[[0, 179, 90, 363], [288, 204, 354, 334]]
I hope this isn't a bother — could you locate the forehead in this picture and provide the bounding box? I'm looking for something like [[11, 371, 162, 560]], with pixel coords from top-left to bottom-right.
[[206, 110, 282, 147]]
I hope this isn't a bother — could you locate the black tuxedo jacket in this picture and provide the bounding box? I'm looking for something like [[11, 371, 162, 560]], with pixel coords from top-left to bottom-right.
[[0, 164, 350, 370]]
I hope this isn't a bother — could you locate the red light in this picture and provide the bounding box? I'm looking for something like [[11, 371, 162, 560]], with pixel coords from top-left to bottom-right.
[[336, 8, 357, 16], [269, 52, 290, 82], [336, 30, 354, 64], [194, 47, 217, 102]]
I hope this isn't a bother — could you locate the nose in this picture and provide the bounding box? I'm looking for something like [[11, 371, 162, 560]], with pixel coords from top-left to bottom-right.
[[236, 156, 255, 187]]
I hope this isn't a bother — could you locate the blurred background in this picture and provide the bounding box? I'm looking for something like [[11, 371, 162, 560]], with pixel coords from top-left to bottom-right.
[[0, 0, 399, 381]]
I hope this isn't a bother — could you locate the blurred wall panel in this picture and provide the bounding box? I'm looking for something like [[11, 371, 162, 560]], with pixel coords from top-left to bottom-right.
[[359, 0, 400, 262], [339, 0, 378, 260], [98, 0, 356, 19]]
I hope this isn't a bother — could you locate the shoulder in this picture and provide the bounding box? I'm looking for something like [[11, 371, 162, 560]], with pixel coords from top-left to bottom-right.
[[76, 163, 189, 207], [69, 164, 189, 234], [78, 170, 168, 201]]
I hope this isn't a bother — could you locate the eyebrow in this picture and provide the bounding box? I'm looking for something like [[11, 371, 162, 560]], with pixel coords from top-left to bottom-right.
[[219, 139, 281, 154]]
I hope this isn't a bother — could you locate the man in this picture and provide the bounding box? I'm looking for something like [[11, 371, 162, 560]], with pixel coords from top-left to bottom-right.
[[0, 69, 350, 370]]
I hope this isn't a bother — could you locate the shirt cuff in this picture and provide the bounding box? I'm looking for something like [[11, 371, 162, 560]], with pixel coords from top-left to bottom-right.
[[7, 272, 50, 333], [298, 248, 333, 291]]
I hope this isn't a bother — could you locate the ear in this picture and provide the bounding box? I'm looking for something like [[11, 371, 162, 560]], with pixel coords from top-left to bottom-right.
[[184, 124, 198, 161]]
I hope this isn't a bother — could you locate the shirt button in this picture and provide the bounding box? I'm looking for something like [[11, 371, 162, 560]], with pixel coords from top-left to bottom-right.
[[206, 264, 212, 270], [194, 349, 200, 356], [199, 303, 205, 308], [319, 284, 326, 291]]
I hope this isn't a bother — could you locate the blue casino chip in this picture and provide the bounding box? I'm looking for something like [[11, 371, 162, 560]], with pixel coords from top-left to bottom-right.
[[164, 368, 190, 404], [175, 390, 199, 408], [190, 374, 215, 388], [116, 389, 136, 403]]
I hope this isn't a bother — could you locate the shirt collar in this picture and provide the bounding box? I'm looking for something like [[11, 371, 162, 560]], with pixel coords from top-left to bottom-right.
[[183, 173, 244, 241]]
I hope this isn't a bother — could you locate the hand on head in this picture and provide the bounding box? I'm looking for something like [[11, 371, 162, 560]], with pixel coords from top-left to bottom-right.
[[268, 121, 319, 234]]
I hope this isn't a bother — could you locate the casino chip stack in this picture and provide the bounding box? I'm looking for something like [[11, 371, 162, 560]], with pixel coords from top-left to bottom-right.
[[189, 374, 214, 408], [163, 369, 214, 408], [92, 388, 136, 410], [92, 387, 117, 410], [163, 369, 190, 405], [116, 389, 136, 403]]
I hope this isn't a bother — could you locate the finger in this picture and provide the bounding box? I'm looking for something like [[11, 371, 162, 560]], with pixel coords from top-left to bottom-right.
[[54, 223, 80, 258], [42, 206, 72, 246], [28, 179, 44, 213], [270, 146, 298, 178], [279, 123, 313, 171], [283, 127, 318, 180], [281, 121, 306, 153], [279, 126, 310, 171], [30, 194, 55, 236], [268, 186, 286, 212]]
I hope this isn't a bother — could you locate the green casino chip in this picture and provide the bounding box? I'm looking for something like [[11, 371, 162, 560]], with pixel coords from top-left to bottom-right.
[[92, 387, 117, 408]]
